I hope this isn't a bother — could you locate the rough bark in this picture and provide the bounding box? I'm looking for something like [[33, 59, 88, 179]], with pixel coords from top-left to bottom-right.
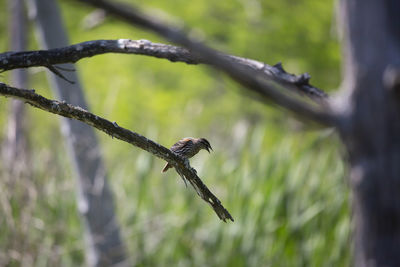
[[338, 0, 400, 266], [0, 82, 234, 222], [28, 0, 128, 266], [0, 39, 328, 101]]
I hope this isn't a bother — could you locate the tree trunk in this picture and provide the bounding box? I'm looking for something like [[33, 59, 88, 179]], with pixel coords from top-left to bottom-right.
[[3, 0, 30, 177], [28, 0, 128, 266], [338, 0, 400, 266]]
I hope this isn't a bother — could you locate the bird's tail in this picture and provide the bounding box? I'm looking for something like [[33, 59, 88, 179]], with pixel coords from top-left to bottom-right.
[[161, 163, 171, 173]]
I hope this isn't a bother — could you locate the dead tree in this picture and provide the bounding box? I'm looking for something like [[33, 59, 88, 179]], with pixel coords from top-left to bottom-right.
[[1, 0, 399, 266], [3, 0, 30, 177], [338, 0, 400, 265], [27, 0, 127, 266]]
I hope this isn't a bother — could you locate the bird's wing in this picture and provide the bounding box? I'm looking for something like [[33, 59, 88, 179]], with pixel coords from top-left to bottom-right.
[[170, 138, 193, 154]]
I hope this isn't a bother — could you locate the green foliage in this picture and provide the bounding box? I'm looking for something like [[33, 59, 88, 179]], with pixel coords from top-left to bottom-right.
[[0, 0, 349, 266], [112, 128, 350, 267]]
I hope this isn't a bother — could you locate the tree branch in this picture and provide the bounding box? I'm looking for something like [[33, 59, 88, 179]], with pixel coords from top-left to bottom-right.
[[77, 0, 337, 126], [0, 39, 327, 100], [0, 82, 234, 222]]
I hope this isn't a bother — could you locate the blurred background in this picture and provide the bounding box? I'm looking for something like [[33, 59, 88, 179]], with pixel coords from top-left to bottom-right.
[[0, 0, 350, 266]]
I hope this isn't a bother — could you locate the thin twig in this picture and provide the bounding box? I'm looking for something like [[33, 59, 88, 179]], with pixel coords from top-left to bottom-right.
[[45, 64, 75, 84], [0, 82, 234, 222]]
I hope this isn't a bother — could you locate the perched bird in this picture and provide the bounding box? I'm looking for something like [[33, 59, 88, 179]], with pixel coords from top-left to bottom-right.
[[162, 137, 213, 173]]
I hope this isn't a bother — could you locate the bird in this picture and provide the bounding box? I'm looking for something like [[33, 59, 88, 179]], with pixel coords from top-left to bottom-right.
[[162, 137, 213, 173]]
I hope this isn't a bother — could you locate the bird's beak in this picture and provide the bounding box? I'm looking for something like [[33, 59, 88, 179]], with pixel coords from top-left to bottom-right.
[[207, 146, 213, 153]]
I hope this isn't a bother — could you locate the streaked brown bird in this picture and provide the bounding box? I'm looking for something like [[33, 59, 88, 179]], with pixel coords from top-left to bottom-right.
[[162, 137, 213, 173]]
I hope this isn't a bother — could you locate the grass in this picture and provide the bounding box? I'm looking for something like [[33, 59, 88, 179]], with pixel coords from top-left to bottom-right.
[[0, 120, 351, 266], [0, 0, 347, 265]]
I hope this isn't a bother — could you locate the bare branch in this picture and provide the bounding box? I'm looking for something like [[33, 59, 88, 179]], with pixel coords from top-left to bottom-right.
[[0, 39, 327, 100], [0, 39, 198, 70], [77, 0, 336, 126], [0, 82, 234, 222]]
